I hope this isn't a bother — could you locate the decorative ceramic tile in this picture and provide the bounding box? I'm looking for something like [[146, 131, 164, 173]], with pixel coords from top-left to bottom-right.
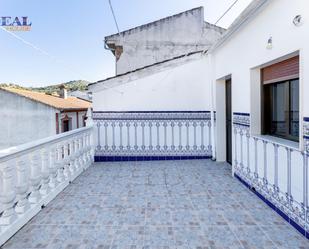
[[93, 111, 212, 158]]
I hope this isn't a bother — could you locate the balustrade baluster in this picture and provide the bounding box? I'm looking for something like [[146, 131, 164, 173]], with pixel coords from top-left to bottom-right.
[[286, 148, 292, 207], [69, 139, 77, 177], [15, 156, 30, 214], [126, 122, 130, 150], [56, 144, 65, 183], [193, 122, 197, 150], [163, 122, 167, 150], [73, 138, 80, 173], [78, 136, 84, 169], [40, 148, 51, 196], [254, 137, 258, 179], [178, 122, 182, 150], [134, 122, 138, 151], [234, 128, 238, 168], [171, 122, 175, 150], [149, 122, 153, 150], [240, 130, 244, 169], [28, 153, 42, 204], [119, 122, 123, 151], [96, 122, 101, 151], [246, 132, 250, 175], [156, 122, 160, 150], [49, 146, 58, 189], [263, 141, 268, 187], [63, 142, 71, 181], [302, 152, 308, 216], [104, 122, 108, 150], [112, 122, 116, 151], [141, 122, 145, 150], [83, 134, 88, 167], [201, 121, 204, 150], [185, 121, 190, 150], [273, 144, 279, 193], [0, 160, 17, 225], [86, 133, 92, 165], [208, 120, 212, 153]]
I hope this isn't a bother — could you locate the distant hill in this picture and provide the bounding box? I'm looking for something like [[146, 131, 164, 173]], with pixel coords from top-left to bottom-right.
[[0, 80, 90, 95]]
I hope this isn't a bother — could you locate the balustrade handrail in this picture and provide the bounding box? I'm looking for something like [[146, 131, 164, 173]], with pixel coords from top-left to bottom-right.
[[0, 126, 93, 164], [251, 134, 302, 153]]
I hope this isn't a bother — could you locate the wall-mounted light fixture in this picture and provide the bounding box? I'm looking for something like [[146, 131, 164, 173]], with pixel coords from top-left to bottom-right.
[[266, 36, 273, 50], [293, 15, 303, 26]]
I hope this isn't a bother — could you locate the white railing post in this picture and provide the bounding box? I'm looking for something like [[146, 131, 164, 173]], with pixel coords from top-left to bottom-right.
[[82, 134, 88, 169], [56, 144, 65, 183], [0, 126, 93, 246], [302, 152, 308, 219], [68, 139, 75, 179], [0, 160, 17, 226], [286, 148, 292, 208], [72, 138, 79, 174], [40, 148, 50, 196], [63, 142, 71, 181], [49, 146, 58, 189], [15, 156, 30, 214], [28, 152, 42, 204], [78, 136, 84, 169]]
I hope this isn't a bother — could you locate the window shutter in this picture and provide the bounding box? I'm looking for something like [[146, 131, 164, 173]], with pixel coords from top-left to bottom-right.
[[262, 56, 299, 84]]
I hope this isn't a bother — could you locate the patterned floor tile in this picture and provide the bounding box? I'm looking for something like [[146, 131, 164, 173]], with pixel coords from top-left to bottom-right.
[[2, 160, 309, 249]]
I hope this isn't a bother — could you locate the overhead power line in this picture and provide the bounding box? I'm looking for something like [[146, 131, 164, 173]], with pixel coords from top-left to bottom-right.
[[108, 0, 120, 34], [0, 26, 90, 80], [214, 0, 239, 25]]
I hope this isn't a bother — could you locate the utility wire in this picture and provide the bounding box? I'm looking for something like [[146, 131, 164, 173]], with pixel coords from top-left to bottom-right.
[[0, 26, 125, 93], [214, 0, 239, 25], [0, 26, 90, 80], [108, 0, 120, 34], [104, 0, 242, 92]]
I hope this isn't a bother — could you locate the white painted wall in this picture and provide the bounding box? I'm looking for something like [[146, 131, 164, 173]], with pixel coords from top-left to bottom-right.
[[59, 111, 87, 132], [106, 7, 224, 75], [210, 0, 309, 214], [92, 57, 212, 112], [213, 0, 309, 141], [0, 90, 57, 149]]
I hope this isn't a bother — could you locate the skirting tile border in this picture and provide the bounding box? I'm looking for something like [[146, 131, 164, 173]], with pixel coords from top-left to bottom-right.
[[94, 155, 211, 162], [234, 173, 308, 239]]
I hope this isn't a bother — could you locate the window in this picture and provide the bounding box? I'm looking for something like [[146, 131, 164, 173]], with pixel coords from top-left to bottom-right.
[[263, 79, 299, 141]]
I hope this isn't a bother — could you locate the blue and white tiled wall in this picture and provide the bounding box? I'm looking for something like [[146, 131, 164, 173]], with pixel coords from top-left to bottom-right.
[[233, 112, 309, 238], [93, 111, 213, 161]]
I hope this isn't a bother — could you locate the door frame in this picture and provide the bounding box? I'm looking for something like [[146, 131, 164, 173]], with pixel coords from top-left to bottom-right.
[[215, 75, 232, 167], [225, 78, 232, 164]]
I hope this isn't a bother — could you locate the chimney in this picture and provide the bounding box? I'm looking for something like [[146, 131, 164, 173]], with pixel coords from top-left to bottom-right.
[[59, 85, 68, 99]]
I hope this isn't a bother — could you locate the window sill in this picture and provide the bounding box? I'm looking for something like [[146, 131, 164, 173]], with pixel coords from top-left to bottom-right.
[[252, 134, 300, 150]]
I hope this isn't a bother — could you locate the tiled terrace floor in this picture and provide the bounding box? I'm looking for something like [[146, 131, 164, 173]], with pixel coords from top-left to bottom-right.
[[3, 160, 309, 249]]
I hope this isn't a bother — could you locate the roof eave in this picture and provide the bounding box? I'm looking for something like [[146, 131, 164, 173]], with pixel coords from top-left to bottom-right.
[[209, 0, 269, 53]]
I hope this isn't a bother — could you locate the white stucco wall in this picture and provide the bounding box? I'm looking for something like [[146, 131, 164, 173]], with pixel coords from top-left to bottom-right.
[[213, 0, 308, 131], [92, 57, 211, 111], [106, 7, 224, 75], [59, 111, 87, 132], [0, 90, 57, 149]]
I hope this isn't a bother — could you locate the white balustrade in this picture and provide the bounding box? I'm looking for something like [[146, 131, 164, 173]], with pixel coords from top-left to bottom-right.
[[0, 126, 94, 246], [233, 126, 309, 233], [93, 111, 212, 159]]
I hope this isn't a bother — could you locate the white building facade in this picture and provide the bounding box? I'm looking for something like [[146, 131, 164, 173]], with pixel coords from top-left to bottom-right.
[[89, 0, 309, 237], [0, 88, 91, 150]]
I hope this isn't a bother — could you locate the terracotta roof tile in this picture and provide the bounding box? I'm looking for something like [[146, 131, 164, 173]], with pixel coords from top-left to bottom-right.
[[1, 87, 91, 110]]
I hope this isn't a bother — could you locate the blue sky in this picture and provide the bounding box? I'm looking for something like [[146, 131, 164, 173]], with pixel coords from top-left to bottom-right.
[[0, 0, 252, 87]]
